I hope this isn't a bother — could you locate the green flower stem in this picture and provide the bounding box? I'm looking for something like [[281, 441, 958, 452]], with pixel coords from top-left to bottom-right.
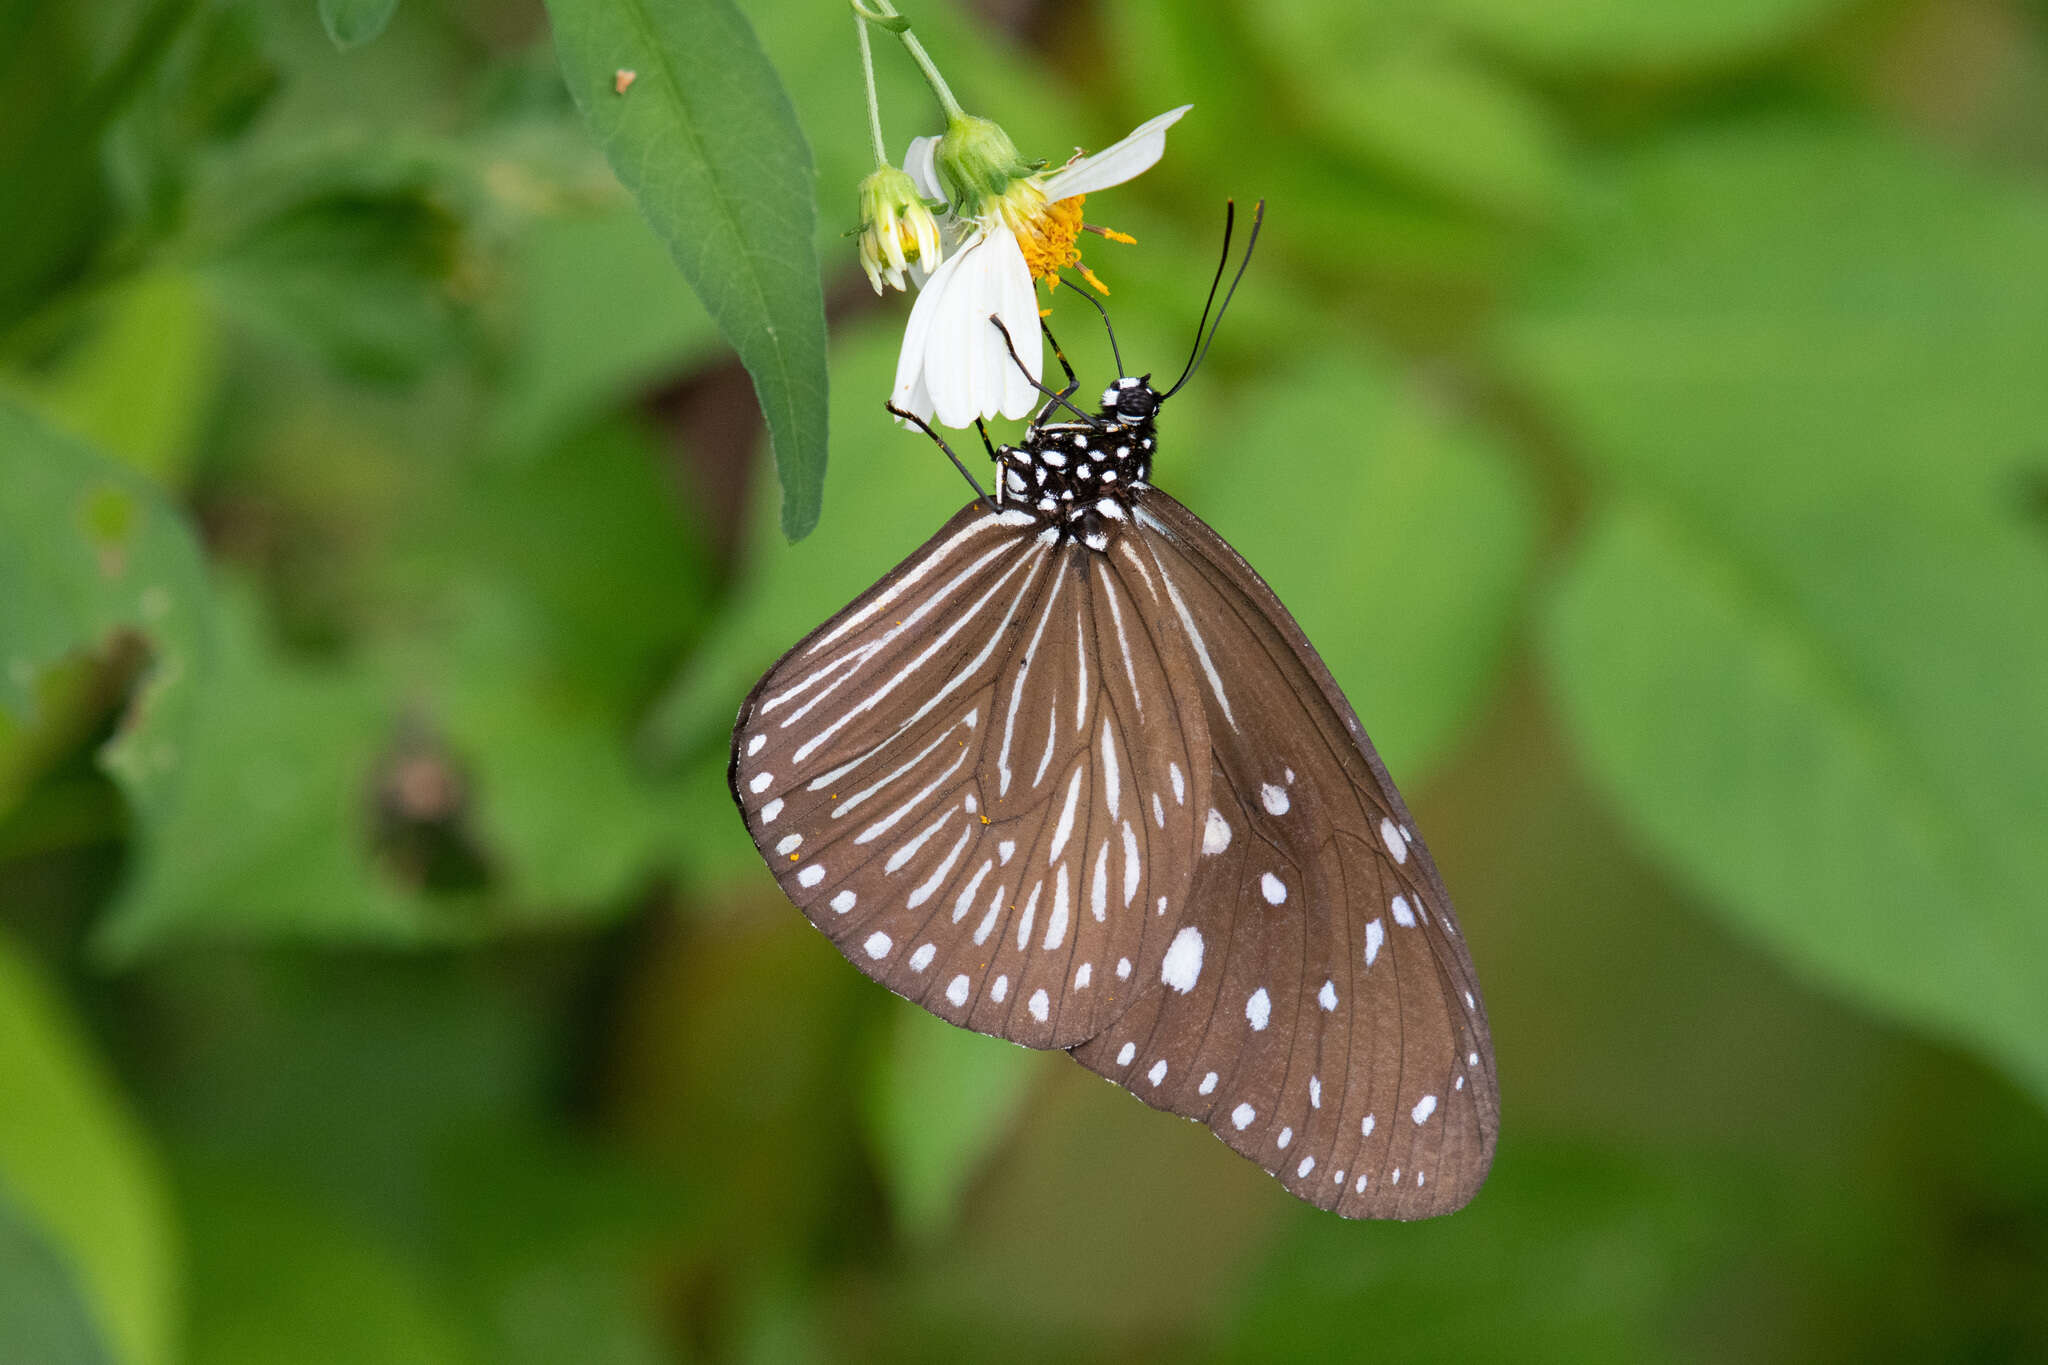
[[854, 10, 887, 165], [851, 0, 964, 121]]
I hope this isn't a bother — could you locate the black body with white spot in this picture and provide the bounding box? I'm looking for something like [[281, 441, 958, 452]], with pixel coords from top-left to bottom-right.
[[994, 376, 1160, 552]]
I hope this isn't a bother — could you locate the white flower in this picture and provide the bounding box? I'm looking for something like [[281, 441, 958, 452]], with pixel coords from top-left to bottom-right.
[[890, 105, 1191, 428]]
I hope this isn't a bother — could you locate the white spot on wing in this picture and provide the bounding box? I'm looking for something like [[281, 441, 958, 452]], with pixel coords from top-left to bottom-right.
[[863, 932, 892, 959], [830, 890, 856, 914], [1199, 1072, 1217, 1095], [1160, 926, 1204, 993], [1391, 894, 1416, 928], [747, 735, 765, 757], [1365, 918, 1384, 966], [761, 798, 783, 823], [1147, 1059, 1167, 1086], [1116, 957, 1132, 980], [1260, 783, 1289, 815], [1412, 1094, 1438, 1124], [1169, 762, 1185, 804], [1075, 962, 1092, 989], [1260, 872, 1287, 905], [776, 834, 802, 856], [797, 865, 824, 888], [1116, 1042, 1135, 1067], [1028, 988, 1050, 1022], [750, 772, 773, 794], [1297, 1156, 1315, 1178], [992, 974, 1009, 1003], [1277, 1127, 1293, 1149], [1318, 980, 1338, 1011], [1380, 817, 1408, 863], [946, 975, 970, 1006], [910, 943, 936, 972], [1231, 1102, 1256, 1131], [1203, 809, 1231, 855], [1246, 988, 1271, 1031]]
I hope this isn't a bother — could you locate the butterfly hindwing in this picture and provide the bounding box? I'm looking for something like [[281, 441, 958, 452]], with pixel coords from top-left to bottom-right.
[[1069, 491, 1500, 1219], [731, 504, 1210, 1049]]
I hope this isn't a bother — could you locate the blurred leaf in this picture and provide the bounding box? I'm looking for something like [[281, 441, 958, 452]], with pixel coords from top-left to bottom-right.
[[7, 270, 220, 486], [197, 142, 482, 383], [1443, 0, 1855, 70], [1170, 351, 1538, 780], [864, 1005, 1046, 1243], [95, 589, 431, 955], [0, 1186, 115, 1365], [489, 204, 721, 455], [0, 398, 214, 839], [318, 0, 400, 51], [0, 933, 179, 1365], [544, 0, 828, 539], [1522, 121, 2048, 1100], [1310, 48, 1568, 219], [1217, 1142, 1801, 1365], [181, 1166, 478, 1365], [1544, 505, 2048, 1101]]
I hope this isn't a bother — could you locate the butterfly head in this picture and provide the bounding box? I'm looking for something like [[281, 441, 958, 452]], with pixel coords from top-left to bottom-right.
[[1101, 375, 1161, 428]]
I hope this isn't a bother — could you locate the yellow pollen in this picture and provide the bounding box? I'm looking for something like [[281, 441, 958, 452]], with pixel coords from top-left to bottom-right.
[[1016, 193, 1130, 294]]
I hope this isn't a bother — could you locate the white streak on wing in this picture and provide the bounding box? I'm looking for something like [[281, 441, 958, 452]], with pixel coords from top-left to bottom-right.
[[793, 549, 1043, 766], [998, 562, 1067, 797], [1151, 792, 1164, 827], [1169, 761, 1185, 804], [827, 708, 977, 809], [907, 824, 973, 908], [1150, 551, 1235, 728], [1365, 917, 1385, 966], [1121, 821, 1140, 906], [1048, 766, 1084, 863], [973, 884, 1008, 946], [1090, 840, 1109, 923], [796, 515, 999, 661], [1043, 863, 1070, 950], [1015, 880, 1042, 952], [1032, 700, 1060, 788], [1095, 561, 1143, 718], [1099, 720, 1120, 817], [776, 535, 1014, 725], [953, 859, 994, 922], [1115, 539, 1159, 603], [852, 741, 974, 845], [1072, 608, 1088, 734], [884, 804, 960, 873]]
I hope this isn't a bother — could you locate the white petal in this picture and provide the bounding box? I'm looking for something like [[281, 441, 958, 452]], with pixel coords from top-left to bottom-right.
[[903, 135, 943, 201], [1041, 105, 1190, 201], [993, 231, 1042, 419], [893, 241, 973, 422], [929, 230, 1007, 427]]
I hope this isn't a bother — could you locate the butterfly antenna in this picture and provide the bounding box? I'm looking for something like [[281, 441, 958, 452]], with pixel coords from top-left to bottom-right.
[[1164, 198, 1265, 399], [886, 402, 991, 500], [988, 315, 1104, 426], [1063, 283, 1124, 376]]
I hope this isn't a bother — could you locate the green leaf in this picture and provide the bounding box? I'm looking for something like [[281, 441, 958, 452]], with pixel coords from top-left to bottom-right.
[[1443, 0, 1855, 70], [1169, 350, 1538, 780], [6, 270, 221, 486], [1543, 505, 2048, 1101], [1521, 121, 2048, 1101], [864, 1006, 1046, 1243], [181, 1168, 478, 1365], [318, 0, 401, 51], [0, 1186, 116, 1365], [0, 398, 214, 838], [543, 0, 828, 540], [0, 933, 180, 1365]]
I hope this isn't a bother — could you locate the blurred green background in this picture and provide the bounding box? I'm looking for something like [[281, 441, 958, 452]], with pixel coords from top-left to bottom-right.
[[4, 0, 2048, 1360]]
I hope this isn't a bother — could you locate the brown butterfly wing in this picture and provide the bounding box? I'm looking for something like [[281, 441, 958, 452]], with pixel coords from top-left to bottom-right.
[[1068, 490, 1500, 1220]]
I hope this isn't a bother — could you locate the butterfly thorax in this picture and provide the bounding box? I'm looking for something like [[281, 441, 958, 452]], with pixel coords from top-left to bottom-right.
[[993, 377, 1160, 553]]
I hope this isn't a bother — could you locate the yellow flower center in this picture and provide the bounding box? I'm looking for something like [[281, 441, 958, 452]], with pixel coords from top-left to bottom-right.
[[1012, 192, 1134, 294]]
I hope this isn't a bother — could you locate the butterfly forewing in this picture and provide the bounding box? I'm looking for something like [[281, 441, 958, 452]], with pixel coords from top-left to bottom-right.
[[731, 504, 1211, 1049], [1068, 492, 1499, 1219]]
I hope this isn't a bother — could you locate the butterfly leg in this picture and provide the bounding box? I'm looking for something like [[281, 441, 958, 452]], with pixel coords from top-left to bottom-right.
[[1033, 319, 1082, 426], [974, 418, 999, 464], [986, 314, 1100, 427], [885, 402, 991, 501]]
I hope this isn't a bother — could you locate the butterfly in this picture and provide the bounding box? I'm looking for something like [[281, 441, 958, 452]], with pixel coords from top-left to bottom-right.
[[729, 205, 1498, 1219]]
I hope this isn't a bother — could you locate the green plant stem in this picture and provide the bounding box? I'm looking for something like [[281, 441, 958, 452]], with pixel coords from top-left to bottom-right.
[[852, 0, 963, 121], [854, 10, 887, 165]]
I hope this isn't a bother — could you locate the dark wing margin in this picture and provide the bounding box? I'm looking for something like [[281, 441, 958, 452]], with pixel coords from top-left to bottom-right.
[[1069, 490, 1500, 1220], [730, 502, 1210, 1050]]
